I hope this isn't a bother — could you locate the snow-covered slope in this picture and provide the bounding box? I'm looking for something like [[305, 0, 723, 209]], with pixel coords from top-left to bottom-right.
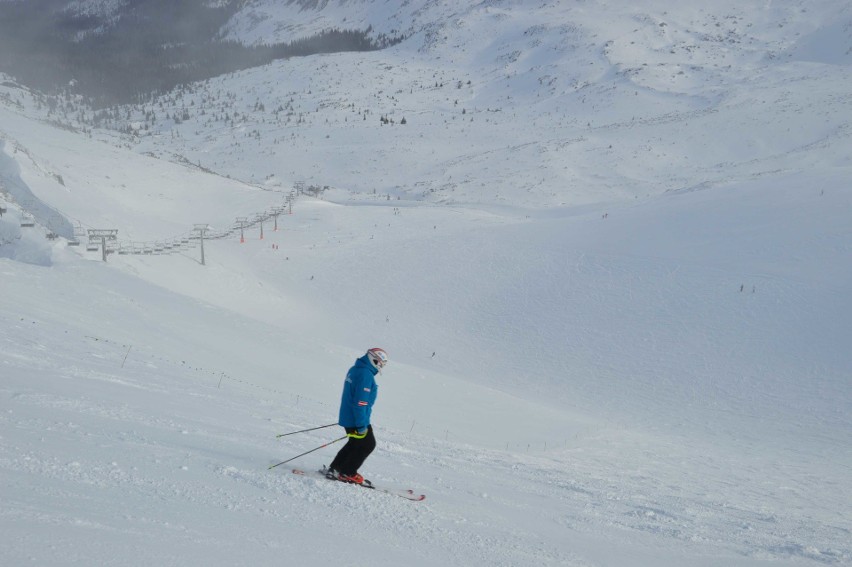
[[1, 1, 851, 565], [2, 169, 850, 566], [0, 98, 284, 244], [120, 0, 848, 210]]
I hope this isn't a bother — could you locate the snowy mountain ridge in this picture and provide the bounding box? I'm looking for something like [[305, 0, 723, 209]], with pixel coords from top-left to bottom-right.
[[104, 0, 852, 209]]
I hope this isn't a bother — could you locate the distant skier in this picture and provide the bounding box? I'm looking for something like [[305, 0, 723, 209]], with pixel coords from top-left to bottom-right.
[[327, 348, 388, 484]]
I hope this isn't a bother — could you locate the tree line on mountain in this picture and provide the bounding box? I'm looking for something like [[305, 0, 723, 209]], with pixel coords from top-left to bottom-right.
[[0, 0, 404, 107]]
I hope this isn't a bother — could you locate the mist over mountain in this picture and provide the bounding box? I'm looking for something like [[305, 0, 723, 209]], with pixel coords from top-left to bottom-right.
[[0, 0, 402, 105]]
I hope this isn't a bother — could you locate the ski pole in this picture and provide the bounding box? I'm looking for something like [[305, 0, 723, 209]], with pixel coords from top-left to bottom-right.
[[268, 435, 348, 470], [275, 422, 338, 438]]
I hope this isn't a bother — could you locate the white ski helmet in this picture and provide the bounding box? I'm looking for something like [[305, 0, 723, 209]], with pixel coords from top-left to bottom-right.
[[366, 348, 388, 371]]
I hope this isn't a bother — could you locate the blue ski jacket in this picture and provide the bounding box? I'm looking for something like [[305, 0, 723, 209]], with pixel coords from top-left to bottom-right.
[[337, 355, 379, 430]]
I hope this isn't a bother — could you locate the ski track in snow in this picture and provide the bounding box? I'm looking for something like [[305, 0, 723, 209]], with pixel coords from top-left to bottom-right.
[[2, 304, 850, 566]]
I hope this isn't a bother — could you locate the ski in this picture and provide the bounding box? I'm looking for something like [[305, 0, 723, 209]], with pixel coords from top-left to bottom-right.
[[290, 467, 426, 502]]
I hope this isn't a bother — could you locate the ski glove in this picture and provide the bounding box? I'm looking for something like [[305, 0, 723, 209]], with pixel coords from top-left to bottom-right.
[[348, 428, 368, 439]]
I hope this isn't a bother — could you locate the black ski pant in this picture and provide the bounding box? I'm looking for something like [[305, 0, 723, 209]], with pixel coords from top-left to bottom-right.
[[329, 426, 376, 476]]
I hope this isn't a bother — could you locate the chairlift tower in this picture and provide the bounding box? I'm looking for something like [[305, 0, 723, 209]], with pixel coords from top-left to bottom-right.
[[236, 217, 248, 243], [87, 229, 118, 262], [272, 206, 286, 231], [193, 224, 211, 266], [257, 214, 265, 240]]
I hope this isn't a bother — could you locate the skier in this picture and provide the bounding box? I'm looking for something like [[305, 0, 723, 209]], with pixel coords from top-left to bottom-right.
[[327, 348, 388, 484]]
